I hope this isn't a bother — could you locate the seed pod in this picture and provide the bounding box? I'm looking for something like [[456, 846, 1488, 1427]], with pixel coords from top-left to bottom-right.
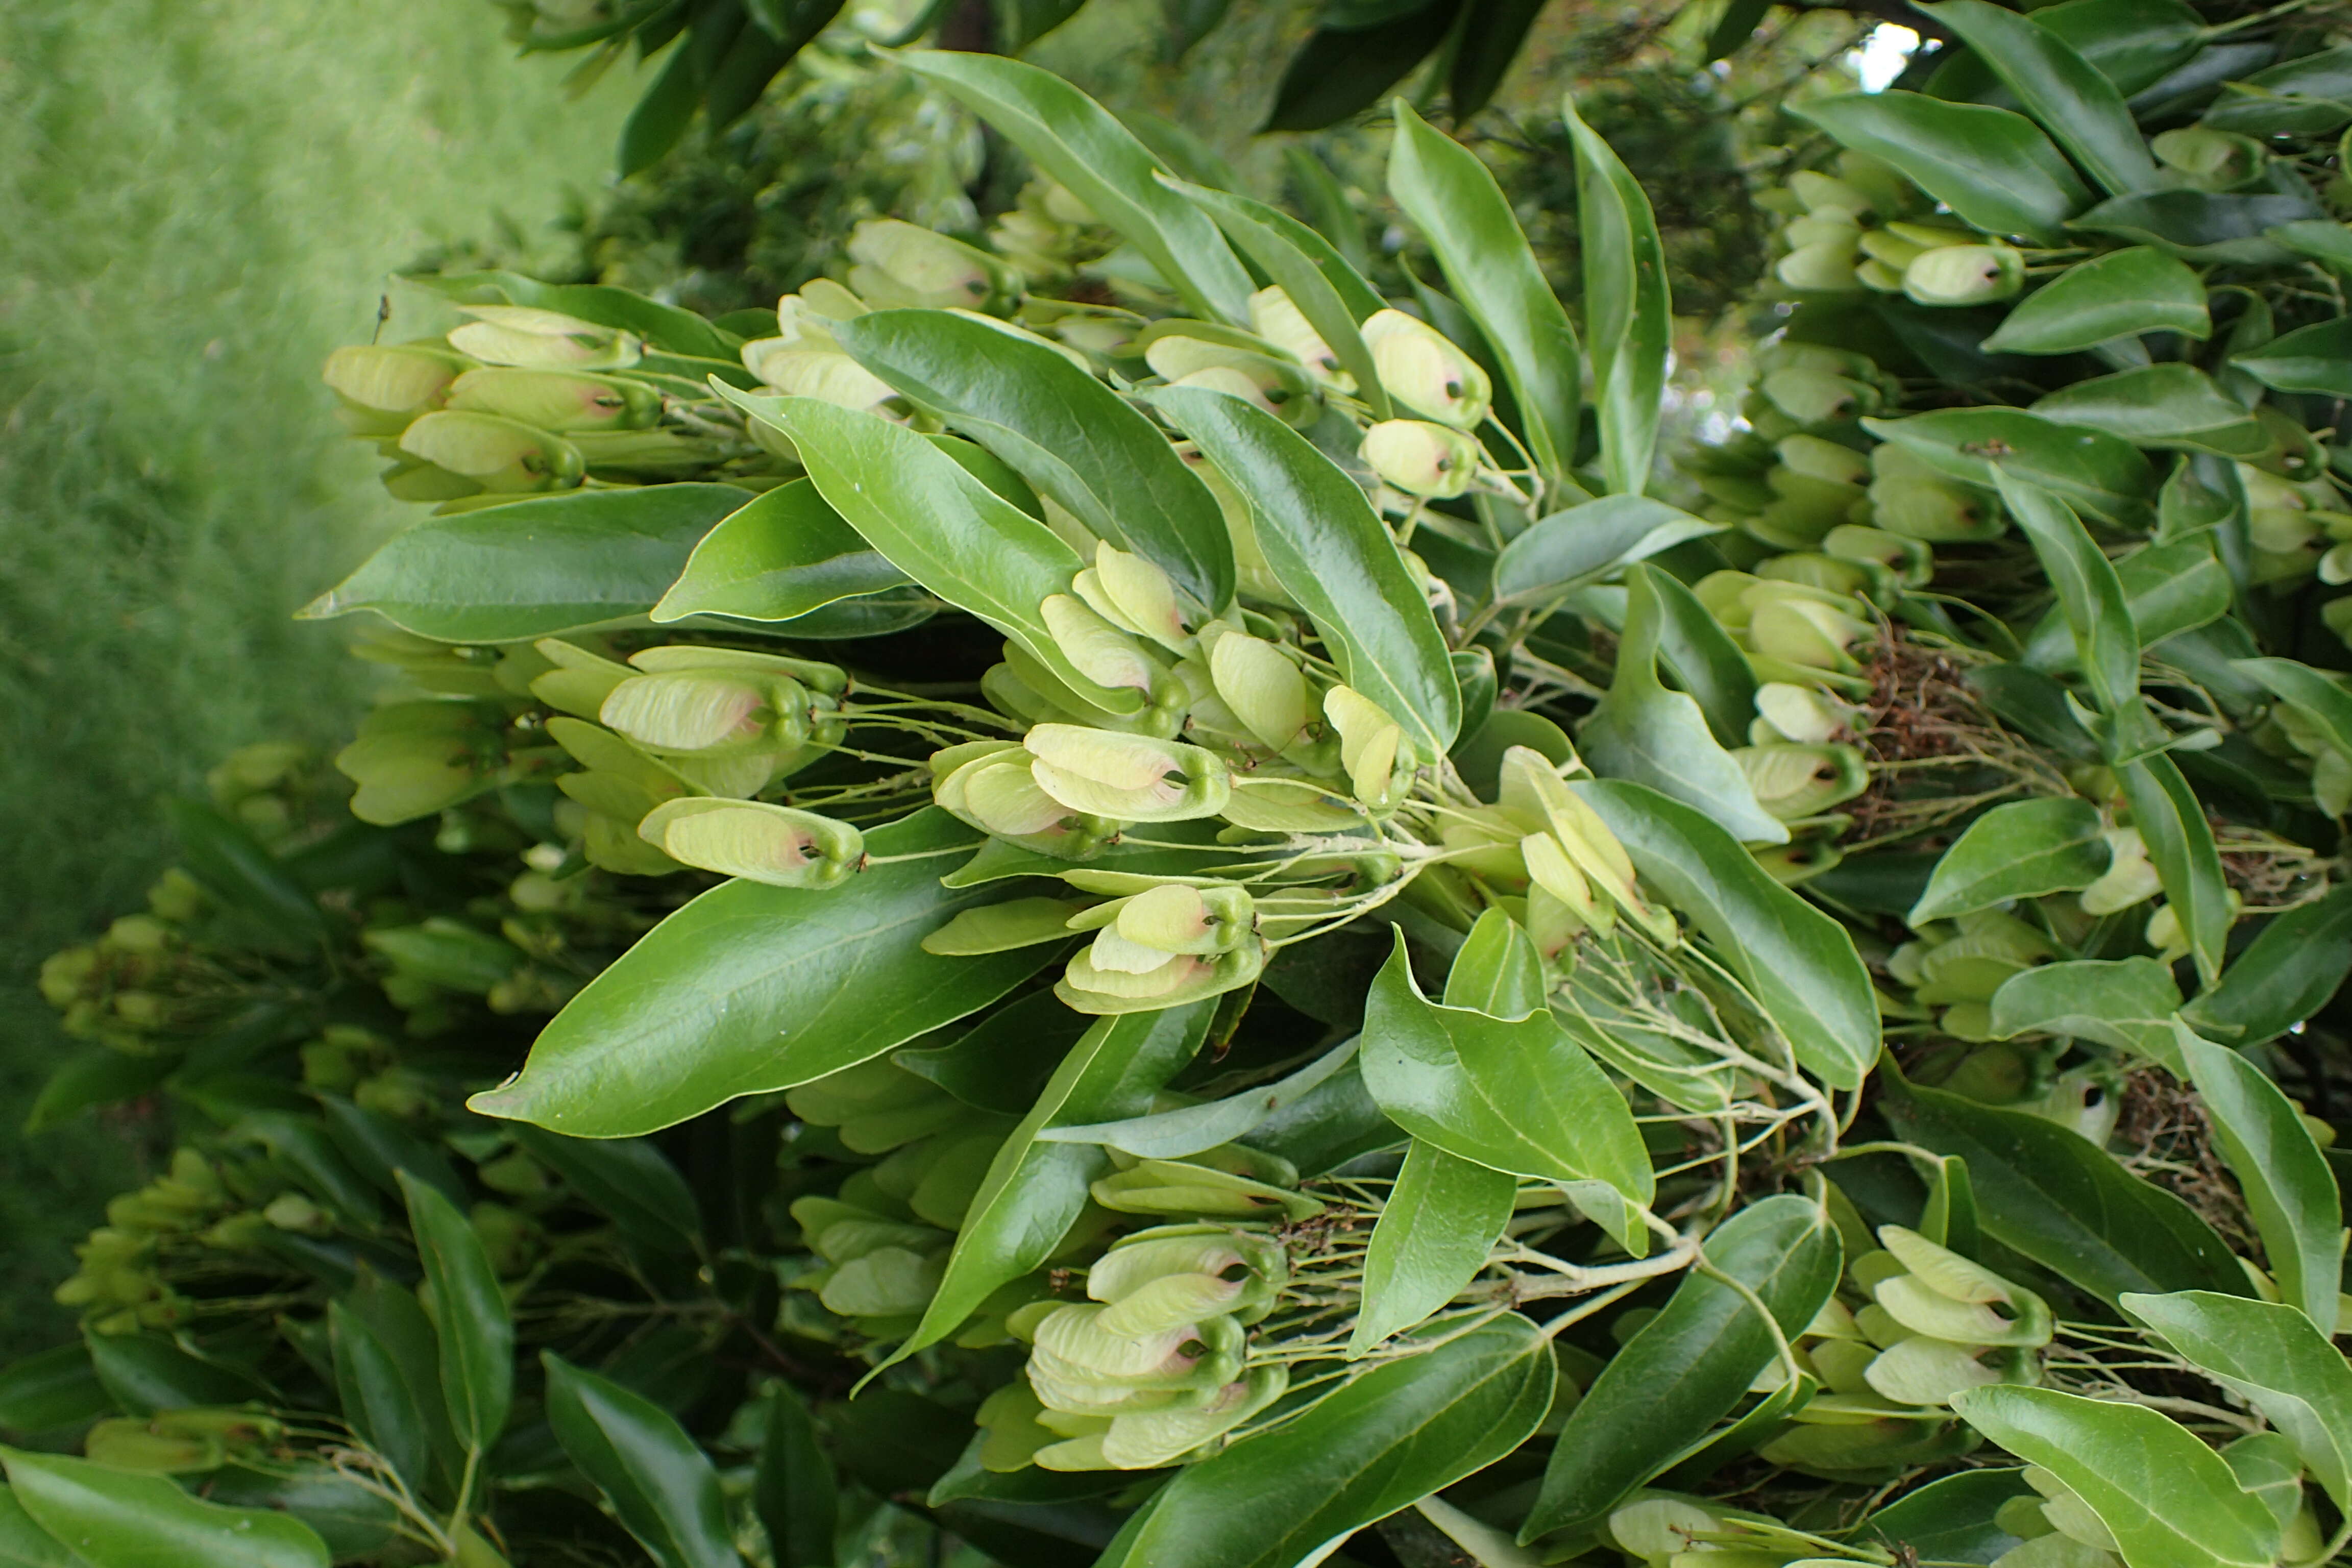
[[1026, 725, 1232, 822], [1760, 367, 1877, 426], [1031, 1303, 1244, 1391], [1864, 1336, 2034, 1408], [323, 344, 466, 415], [1776, 433, 1871, 487], [527, 639, 634, 719], [1791, 170, 1874, 215], [1087, 1365, 1289, 1470], [1735, 743, 1870, 820], [1776, 237, 1863, 292], [1360, 419, 1480, 499], [447, 305, 641, 370], [1903, 245, 2025, 307], [1089, 1157, 1318, 1220], [1825, 524, 1933, 587], [83, 1420, 226, 1475], [1746, 595, 1873, 672], [1068, 881, 1256, 957], [1077, 543, 1191, 652], [2026, 1468, 2121, 1553], [1324, 686, 1417, 809], [1786, 210, 1862, 250], [1362, 310, 1491, 429], [1208, 633, 1310, 752], [1875, 1227, 2053, 1347], [1042, 594, 1163, 698], [847, 218, 1020, 313], [2152, 128, 2266, 190], [397, 411, 583, 493], [1249, 286, 1346, 385], [600, 670, 791, 755], [940, 751, 1080, 838], [1059, 937, 1266, 1014], [335, 701, 503, 825], [445, 366, 661, 431], [1148, 335, 1320, 428], [1753, 682, 1855, 745], [2078, 826, 2160, 915], [742, 342, 898, 413], [1868, 469, 2005, 543], [1522, 834, 1610, 936], [637, 798, 863, 889]]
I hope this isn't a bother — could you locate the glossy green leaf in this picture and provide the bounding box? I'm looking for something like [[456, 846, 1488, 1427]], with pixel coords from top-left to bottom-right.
[[1154, 384, 1460, 752], [1348, 1139, 1515, 1358], [1650, 568, 1759, 750], [891, 1001, 1213, 1361], [2020, 536, 2231, 673], [471, 811, 1058, 1136], [509, 1126, 701, 1258], [1098, 1317, 1554, 1568], [1792, 92, 2090, 243], [1576, 780, 1878, 1090], [1993, 469, 2138, 716], [23, 1049, 171, 1136], [1950, 1385, 2281, 1568], [1262, 5, 1454, 134], [649, 479, 908, 625], [1389, 101, 1582, 490], [1, 1449, 327, 1568], [1522, 1195, 1842, 1539], [2184, 885, 2352, 1046], [1879, 1070, 2247, 1305], [893, 50, 1253, 324], [2031, 365, 2270, 459], [2123, 1290, 2352, 1512], [329, 1297, 435, 1497], [722, 390, 1135, 714], [165, 800, 328, 948], [300, 484, 746, 641], [1980, 248, 2208, 355], [1490, 496, 1721, 605], [1918, 3, 2160, 197], [1361, 928, 1651, 1203], [2176, 1024, 2344, 1335], [2234, 317, 2352, 399], [1857, 1467, 2036, 1566], [1908, 797, 2111, 923], [0, 1348, 109, 1436], [1040, 1038, 1359, 1159], [1989, 957, 2182, 1060], [398, 1170, 512, 1454], [1580, 567, 1786, 845], [1563, 92, 1669, 495], [2270, 218, 2352, 280], [542, 1354, 737, 1568], [1863, 408, 2157, 526], [84, 1336, 262, 1417], [755, 1383, 836, 1568], [318, 1096, 466, 1207], [832, 309, 1235, 611], [0, 1487, 78, 1568], [1169, 179, 1390, 421], [2070, 191, 2320, 266], [2201, 44, 2352, 135], [2116, 751, 2231, 988]]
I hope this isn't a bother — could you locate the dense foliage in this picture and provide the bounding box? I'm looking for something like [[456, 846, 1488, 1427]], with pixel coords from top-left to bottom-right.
[[12, 6, 2352, 1568]]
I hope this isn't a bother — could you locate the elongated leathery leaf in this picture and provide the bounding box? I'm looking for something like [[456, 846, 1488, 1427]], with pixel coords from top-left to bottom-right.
[[302, 484, 747, 642], [650, 479, 908, 625], [1863, 408, 2155, 525], [0, 1486, 75, 1568], [1348, 1138, 1515, 1358], [1522, 1195, 1841, 1540], [2116, 751, 2231, 988], [1793, 92, 2090, 244], [1994, 470, 2139, 717], [1981, 247, 2209, 354], [398, 1171, 512, 1454], [1880, 1069, 2247, 1305], [2, 1449, 328, 1568], [2124, 1290, 2352, 1512], [1918, 3, 2161, 197], [1951, 1386, 2280, 1568], [1154, 384, 1460, 752], [1039, 1037, 1359, 1158], [543, 1354, 738, 1568], [2185, 885, 2352, 1046], [892, 50, 1253, 325], [832, 309, 1234, 611], [1908, 798, 2111, 923], [2175, 1022, 2344, 1335], [1491, 495, 1721, 605], [1574, 780, 1877, 1090], [1097, 1317, 1554, 1568], [719, 388, 1136, 716], [1989, 957, 2181, 1062], [471, 810, 1060, 1136], [1563, 91, 1669, 495], [890, 1001, 1213, 1362], [1389, 101, 1581, 491]]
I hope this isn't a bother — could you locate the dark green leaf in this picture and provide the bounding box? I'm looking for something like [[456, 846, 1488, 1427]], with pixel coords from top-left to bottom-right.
[[1951, 1386, 2281, 1568], [1348, 1139, 1516, 1357], [1908, 797, 2110, 923], [165, 800, 327, 948], [0, 1348, 109, 1436], [721, 391, 1134, 714], [1362, 927, 1652, 1205], [1098, 1317, 1554, 1568], [84, 1335, 264, 1417], [24, 1051, 172, 1135], [1704, 0, 1772, 61], [1792, 92, 2090, 243], [2031, 364, 2271, 458], [398, 1170, 513, 1453], [2021, 536, 2231, 672], [471, 810, 1059, 1136], [756, 1383, 835, 1568], [2184, 885, 2352, 1046], [620, 37, 706, 178], [1261, 5, 1455, 134], [1993, 470, 2139, 715], [1490, 496, 1720, 605], [1989, 957, 2182, 1059], [1865, 408, 2155, 526], [2116, 751, 2231, 988], [833, 309, 1234, 610], [301, 484, 745, 642], [2234, 317, 2352, 399], [1041, 1038, 1359, 1159], [1389, 101, 1583, 492], [1879, 1069, 2248, 1305], [1981, 247, 2209, 355], [2201, 45, 2352, 135], [2176, 1025, 2343, 1335], [1860, 1468, 2035, 1566], [650, 480, 908, 626], [542, 1354, 737, 1568], [1918, 3, 2160, 196], [891, 1001, 1214, 1361], [895, 50, 1253, 323], [199, 1467, 397, 1563], [329, 1299, 433, 1498], [1154, 384, 1460, 753], [1580, 567, 1785, 845], [1576, 780, 1879, 1090], [2271, 217, 2352, 280], [895, 991, 1090, 1114], [0, 1486, 78, 1568], [317, 1096, 465, 1207], [2123, 1290, 2352, 1512], [2069, 191, 2321, 266], [1523, 1195, 1842, 1539], [0, 1449, 327, 1568], [509, 1126, 701, 1258], [1563, 91, 1670, 495]]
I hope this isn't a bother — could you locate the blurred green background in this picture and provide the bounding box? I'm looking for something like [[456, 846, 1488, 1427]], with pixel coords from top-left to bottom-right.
[[0, 0, 631, 1352]]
